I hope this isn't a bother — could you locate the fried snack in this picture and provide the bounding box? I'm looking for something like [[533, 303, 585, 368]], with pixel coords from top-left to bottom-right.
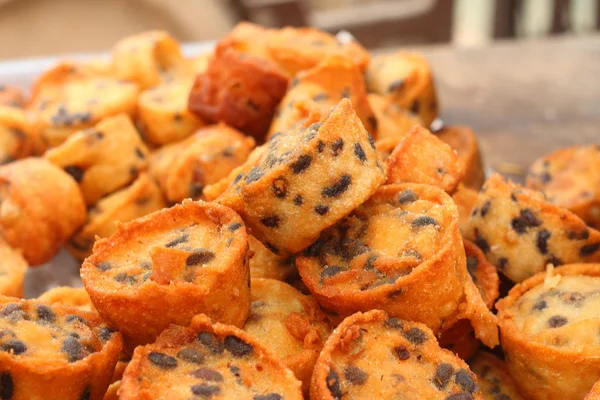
[[469, 351, 526, 400], [217, 99, 385, 256], [266, 26, 369, 76], [436, 125, 485, 190], [0, 238, 27, 298], [297, 183, 498, 347], [148, 123, 255, 204], [439, 241, 500, 360], [366, 52, 439, 127], [45, 114, 149, 205], [526, 145, 600, 229], [68, 174, 165, 261], [496, 264, 600, 400], [248, 234, 296, 281], [268, 55, 377, 138], [112, 31, 190, 89], [0, 296, 123, 400], [369, 93, 422, 142], [119, 313, 303, 399], [220, 21, 272, 59], [81, 200, 250, 346], [452, 184, 479, 234], [587, 380, 600, 400], [137, 79, 204, 146], [37, 286, 96, 312], [385, 125, 465, 193], [311, 310, 484, 400], [465, 174, 600, 283], [188, 43, 289, 140], [0, 158, 86, 265], [0, 106, 34, 165], [244, 278, 331, 393], [0, 85, 25, 108]]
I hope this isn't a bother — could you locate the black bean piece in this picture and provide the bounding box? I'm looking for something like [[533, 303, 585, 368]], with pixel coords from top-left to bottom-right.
[[135, 147, 145, 159], [410, 100, 420, 114], [326, 369, 342, 400], [228, 222, 242, 232], [64, 165, 85, 183], [148, 352, 178, 369], [316, 140, 326, 153], [290, 154, 312, 174], [80, 387, 91, 400], [293, 195, 303, 206], [354, 143, 367, 162], [272, 177, 288, 199], [446, 394, 473, 400], [36, 305, 56, 323], [198, 332, 224, 354], [233, 173, 244, 184], [331, 138, 344, 156], [581, 242, 600, 257], [312, 92, 328, 102], [62, 336, 84, 362], [265, 242, 279, 254], [532, 299, 547, 311], [548, 315, 568, 328], [98, 327, 115, 342], [254, 394, 283, 400], [344, 365, 368, 385], [403, 327, 428, 344], [546, 254, 563, 267], [497, 257, 508, 271], [322, 174, 352, 198], [384, 317, 403, 329], [315, 205, 329, 215], [0, 372, 13, 400], [165, 233, 189, 248], [480, 201, 491, 217], [245, 167, 264, 184], [397, 189, 418, 204], [394, 345, 410, 360], [192, 368, 223, 382], [186, 249, 216, 266], [567, 230, 590, 240], [95, 262, 113, 272], [178, 347, 205, 364], [260, 215, 280, 228], [65, 314, 87, 324], [321, 265, 343, 280], [367, 133, 376, 149], [455, 369, 477, 393], [434, 363, 455, 390], [2, 339, 26, 355], [536, 229, 551, 255], [473, 229, 490, 253], [388, 79, 404, 92], [224, 335, 253, 357], [411, 216, 438, 229], [191, 384, 221, 398], [368, 115, 378, 131], [511, 209, 542, 234]]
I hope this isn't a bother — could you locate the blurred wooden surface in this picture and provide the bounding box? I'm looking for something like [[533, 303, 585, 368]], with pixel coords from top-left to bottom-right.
[[418, 34, 600, 172]]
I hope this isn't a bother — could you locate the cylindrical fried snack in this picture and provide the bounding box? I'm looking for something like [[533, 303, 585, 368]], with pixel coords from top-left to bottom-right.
[[526, 144, 600, 229], [119, 313, 303, 399], [0, 85, 25, 108], [67, 174, 165, 261], [469, 351, 526, 400], [148, 123, 255, 204], [496, 264, 600, 400], [45, 114, 149, 205], [452, 184, 479, 234], [37, 286, 96, 313], [248, 234, 296, 281], [217, 98, 386, 256], [0, 158, 86, 265], [188, 43, 289, 140], [385, 125, 465, 194], [0, 106, 35, 165], [0, 296, 123, 400], [311, 310, 484, 400], [81, 200, 250, 346], [136, 79, 204, 146], [465, 174, 600, 283], [0, 238, 27, 298], [297, 183, 498, 347], [266, 26, 369, 76], [366, 52, 439, 127], [244, 278, 331, 393], [435, 125, 485, 190], [369, 93, 422, 142], [268, 55, 376, 138]]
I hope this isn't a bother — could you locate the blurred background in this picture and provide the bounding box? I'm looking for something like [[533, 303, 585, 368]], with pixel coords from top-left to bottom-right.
[[0, 0, 598, 60]]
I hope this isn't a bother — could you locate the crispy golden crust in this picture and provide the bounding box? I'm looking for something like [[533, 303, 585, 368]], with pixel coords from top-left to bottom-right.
[[452, 184, 479, 234], [45, 114, 150, 205], [587, 380, 600, 400], [217, 99, 385, 256], [465, 174, 600, 283], [244, 278, 331, 393], [81, 200, 250, 346], [266, 26, 369, 76], [366, 52, 439, 126], [268, 55, 376, 138], [0, 238, 27, 298], [37, 286, 96, 313], [136, 79, 204, 146], [496, 264, 600, 400], [188, 43, 290, 140], [436, 126, 485, 190], [526, 145, 600, 229], [148, 123, 255, 204], [469, 352, 526, 400], [0, 85, 25, 108], [0, 158, 86, 265], [248, 234, 296, 281], [0, 296, 123, 400], [311, 310, 484, 400], [103, 381, 120, 400], [385, 125, 465, 193], [0, 106, 36, 164], [297, 183, 498, 347], [67, 174, 165, 261], [369, 93, 422, 142], [119, 313, 303, 399]]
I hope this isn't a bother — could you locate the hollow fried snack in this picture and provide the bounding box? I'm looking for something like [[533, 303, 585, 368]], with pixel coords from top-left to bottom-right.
[[188, 43, 289, 140], [67, 174, 165, 261], [311, 310, 484, 400], [496, 264, 600, 400], [0, 106, 34, 165], [0, 85, 25, 108], [37, 286, 96, 313], [45, 114, 149, 205], [469, 351, 526, 400], [0, 238, 27, 298], [297, 183, 498, 347], [385, 125, 465, 193], [465, 174, 600, 283], [366, 52, 439, 127], [81, 200, 250, 346], [0, 296, 123, 400], [248, 234, 296, 281], [148, 123, 255, 204], [0, 158, 86, 265], [217, 99, 385, 256], [436, 125, 485, 190], [369, 93, 422, 143], [269, 55, 376, 138], [119, 313, 303, 400], [244, 278, 331, 393], [266, 26, 369, 76], [526, 144, 600, 229]]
